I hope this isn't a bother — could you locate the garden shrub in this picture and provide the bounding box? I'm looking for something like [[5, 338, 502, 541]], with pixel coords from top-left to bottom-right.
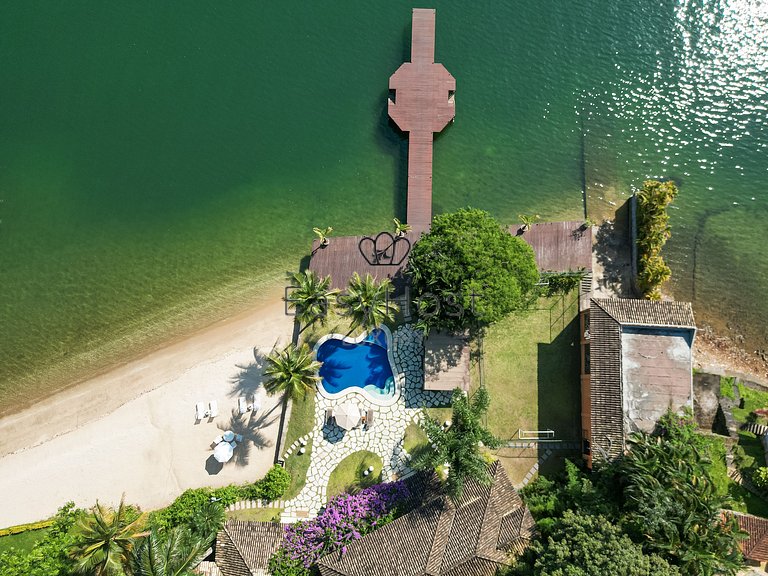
[[635, 179, 678, 300], [0, 519, 55, 538], [255, 465, 291, 501], [752, 467, 768, 491], [541, 269, 586, 297], [269, 481, 409, 572]]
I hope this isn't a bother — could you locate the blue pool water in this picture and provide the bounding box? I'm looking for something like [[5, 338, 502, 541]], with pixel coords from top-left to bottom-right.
[[316, 330, 395, 397]]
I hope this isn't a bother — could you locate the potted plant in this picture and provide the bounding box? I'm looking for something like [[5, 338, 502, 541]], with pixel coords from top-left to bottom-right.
[[580, 217, 595, 231], [313, 226, 334, 247], [393, 218, 412, 237], [518, 214, 540, 233]]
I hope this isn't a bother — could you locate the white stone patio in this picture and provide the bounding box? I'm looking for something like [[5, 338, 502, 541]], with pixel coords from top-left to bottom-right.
[[280, 325, 452, 521]]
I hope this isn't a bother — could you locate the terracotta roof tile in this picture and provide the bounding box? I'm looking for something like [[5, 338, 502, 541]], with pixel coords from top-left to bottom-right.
[[592, 298, 696, 328], [215, 520, 283, 576], [736, 512, 768, 561]]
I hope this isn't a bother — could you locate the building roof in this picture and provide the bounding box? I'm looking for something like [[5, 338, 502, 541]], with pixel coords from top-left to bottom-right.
[[215, 520, 283, 576], [423, 331, 470, 392], [317, 461, 534, 576], [592, 298, 696, 328], [308, 234, 411, 295], [736, 512, 768, 561], [588, 298, 696, 463], [510, 221, 593, 273]]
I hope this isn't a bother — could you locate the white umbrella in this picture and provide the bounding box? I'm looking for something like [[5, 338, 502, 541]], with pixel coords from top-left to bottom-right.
[[335, 402, 362, 430], [214, 441, 234, 463]]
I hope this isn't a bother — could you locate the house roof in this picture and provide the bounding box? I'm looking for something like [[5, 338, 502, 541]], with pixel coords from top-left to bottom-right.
[[588, 298, 696, 463], [736, 512, 768, 561], [215, 520, 283, 576], [317, 461, 535, 576], [591, 298, 696, 329]]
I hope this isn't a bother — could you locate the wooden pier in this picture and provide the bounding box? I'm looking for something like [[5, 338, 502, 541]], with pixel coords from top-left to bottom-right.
[[389, 8, 455, 235]]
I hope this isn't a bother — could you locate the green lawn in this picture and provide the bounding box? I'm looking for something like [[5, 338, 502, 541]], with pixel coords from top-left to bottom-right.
[[0, 528, 50, 555], [733, 382, 768, 423], [326, 451, 383, 500], [282, 393, 315, 499], [476, 294, 581, 442], [226, 507, 282, 523]]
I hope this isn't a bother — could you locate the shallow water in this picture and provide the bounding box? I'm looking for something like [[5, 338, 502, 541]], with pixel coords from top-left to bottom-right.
[[1, 0, 766, 410]]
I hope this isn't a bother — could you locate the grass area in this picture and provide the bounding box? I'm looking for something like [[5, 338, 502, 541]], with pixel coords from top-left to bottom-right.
[[719, 376, 736, 400], [326, 451, 383, 500], [403, 422, 428, 455], [475, 293, 581, 443], [284, 441, 312, 500], [226, 507, 283, 523], [0, 528, 50, 555], [733, 382, 768, 423]]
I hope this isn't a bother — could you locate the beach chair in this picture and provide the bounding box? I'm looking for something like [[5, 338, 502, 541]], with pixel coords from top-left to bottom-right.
[[252, 393, 262, 413], [235, 434, 243, 443], [208, 400, 218, 418], [229, 440, 237, 448], [365, 408, 376, 430], [238, 396, 249, 414], [212, 434, 223, 447], [325, 408, 334, 426], [195, 402, 207, 421]]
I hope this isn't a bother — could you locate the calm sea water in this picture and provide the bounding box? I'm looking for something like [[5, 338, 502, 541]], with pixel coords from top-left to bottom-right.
[[1, 1, 766, 411]]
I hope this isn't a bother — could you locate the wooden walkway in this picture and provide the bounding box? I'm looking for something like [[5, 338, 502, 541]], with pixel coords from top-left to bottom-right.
[[511, 221, 593, 272], [389, 8, 455, 235]]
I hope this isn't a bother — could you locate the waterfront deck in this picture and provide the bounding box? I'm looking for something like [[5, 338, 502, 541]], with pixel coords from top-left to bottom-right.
[[389, 8, 455, 236], [511, 220, 593, 272]]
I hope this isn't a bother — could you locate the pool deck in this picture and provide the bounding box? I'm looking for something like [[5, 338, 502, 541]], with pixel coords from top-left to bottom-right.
[[388, 8, 455, 236]]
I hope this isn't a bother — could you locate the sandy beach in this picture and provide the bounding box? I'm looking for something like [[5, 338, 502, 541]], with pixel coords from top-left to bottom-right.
[[0, 290, 294, 527]]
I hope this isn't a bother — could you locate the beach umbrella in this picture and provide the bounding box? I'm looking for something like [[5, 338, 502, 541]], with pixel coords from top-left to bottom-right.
[[214, 441, 234, 463], [335, 402, 362, 430]]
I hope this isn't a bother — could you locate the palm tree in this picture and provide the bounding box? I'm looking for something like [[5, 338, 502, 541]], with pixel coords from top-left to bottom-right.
[[130, 526, 210, 576], [518, 213, 540, 232], [264, 343, 321, 402], [285, 270, 338, 329], [393, 218, 412, 237], [412, 387, 501, 502], [337, 272, 398, 333], [68, 496, 146, 576], [190, 500, 226, 541], [312, 226, 333, 246]]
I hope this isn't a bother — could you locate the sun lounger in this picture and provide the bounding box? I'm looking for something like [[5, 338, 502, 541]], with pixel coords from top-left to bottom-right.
[[229, 440, 237, 448], [238, 397, 248, 414], [213, 435, 223, 445], [195, 402, 207, 420], [325, 408, 334, 425], [208, 400, 218, 418], [235, 434, 243, 443], [366, 409, 375, 430]]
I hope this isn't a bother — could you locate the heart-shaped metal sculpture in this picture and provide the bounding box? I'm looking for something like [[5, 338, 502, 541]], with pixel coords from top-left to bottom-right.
[[358, 232, 411, 266]]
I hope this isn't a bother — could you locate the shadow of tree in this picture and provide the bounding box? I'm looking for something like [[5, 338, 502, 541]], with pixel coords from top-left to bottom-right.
[[216, 408, 279, 467], [228, 349, 269, 400], [593, 200, 634, 298]]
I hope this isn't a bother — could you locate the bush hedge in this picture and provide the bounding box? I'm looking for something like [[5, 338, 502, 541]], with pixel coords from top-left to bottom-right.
[[151, 464, 290, 530], [0, 519, 55, 538], [636, 179, 678, 300]]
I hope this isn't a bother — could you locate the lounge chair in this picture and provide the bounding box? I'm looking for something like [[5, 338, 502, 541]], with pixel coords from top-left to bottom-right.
[[238, 397, 248, 414], [252, 393, 262, 413], [208, 400, 218, 418], [212, 435, 223, 446], [325, 408, 334, 425], [365, 409, 375, 430], [235, 434, 243, 443], [195, 402, 207, 421], [229, 440, 237, 448]]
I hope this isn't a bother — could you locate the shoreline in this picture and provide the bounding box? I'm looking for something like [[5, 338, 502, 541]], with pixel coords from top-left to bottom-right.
[[0, 287, 295, 527], [694, 323, 768, 388], [0, 283, 291, 459]]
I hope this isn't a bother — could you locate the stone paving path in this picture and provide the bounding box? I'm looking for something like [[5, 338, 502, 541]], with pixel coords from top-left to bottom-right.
[[279, 325, 452, 522]]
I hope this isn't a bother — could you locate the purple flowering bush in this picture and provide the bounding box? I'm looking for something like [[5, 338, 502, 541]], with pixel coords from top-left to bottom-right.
[[268, 481, 409, 575]]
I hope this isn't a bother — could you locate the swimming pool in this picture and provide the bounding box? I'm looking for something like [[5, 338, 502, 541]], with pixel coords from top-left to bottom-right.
[[314, 327, 399, 404]]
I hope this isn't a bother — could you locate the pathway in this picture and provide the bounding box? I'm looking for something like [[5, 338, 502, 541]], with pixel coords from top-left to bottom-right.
[[279, 325, 452, 521]]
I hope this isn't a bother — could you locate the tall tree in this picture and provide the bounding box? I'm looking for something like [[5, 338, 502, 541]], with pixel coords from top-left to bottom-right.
[[285, 270, 338, 329], [264, 343, 321, 402], [337, 272, 398, 333], [407, 208, 538, 333], [412, 387, 501, 501], [130, 526, 209, 576], [509, 511, 681, 576], [68, 496, 145, 576]]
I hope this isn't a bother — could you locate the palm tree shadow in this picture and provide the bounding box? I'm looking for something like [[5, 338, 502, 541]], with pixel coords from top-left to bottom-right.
[[229, 349, 270, 400], [218, 409, 279, 467]]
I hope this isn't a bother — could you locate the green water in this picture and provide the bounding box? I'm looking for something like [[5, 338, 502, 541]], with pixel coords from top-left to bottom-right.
[[1, 1, 766, 412]]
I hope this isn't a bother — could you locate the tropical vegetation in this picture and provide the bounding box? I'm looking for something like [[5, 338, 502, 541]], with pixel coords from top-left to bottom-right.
[[264, 343, 322, 402], [412, 387, 501, 501], [285, 270, 338, 329], [514, 411, 746, 576], [337, 272, 398, 333], [407, 208, 539, 333], [393, 217, 411, 236], [268, 481, 410, 576], [312, 226, 333, 246], [636, 179, 678, 299]]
